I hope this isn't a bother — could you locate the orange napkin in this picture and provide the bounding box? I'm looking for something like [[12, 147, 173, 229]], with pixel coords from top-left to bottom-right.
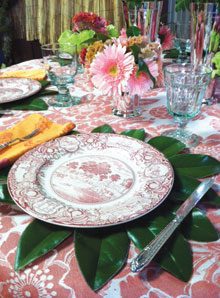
[[0, 69, 46, 81], [0, 114, 75, 169]]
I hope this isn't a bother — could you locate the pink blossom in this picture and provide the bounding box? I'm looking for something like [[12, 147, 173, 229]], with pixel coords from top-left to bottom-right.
[[90, 43, 135, 96], [158, 25, 174, 50]]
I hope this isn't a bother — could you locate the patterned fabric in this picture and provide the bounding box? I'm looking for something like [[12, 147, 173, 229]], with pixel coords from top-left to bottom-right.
[[0, 60, 219, 297]]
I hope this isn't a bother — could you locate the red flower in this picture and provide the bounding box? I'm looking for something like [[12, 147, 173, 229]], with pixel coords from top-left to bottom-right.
[[158, 25, 174, 50], [72, 12, 108, 34], [79, 48, 87, 65]]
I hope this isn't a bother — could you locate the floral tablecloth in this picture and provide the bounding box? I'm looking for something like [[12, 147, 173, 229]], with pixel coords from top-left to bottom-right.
[[0, 60, 220, 298]]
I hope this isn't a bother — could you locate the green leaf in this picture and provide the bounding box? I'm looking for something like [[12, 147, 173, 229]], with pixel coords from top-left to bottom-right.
[[138, 58, 156, 87], [182, 208, 219, 242], [0, 97, 48, 111], [0, 165, 11, 180], [126, 26, 141, 37], [175, 0, 190, 12], [127, 214, 192, 282], [129, 45, 140, 63], [91, 124, 115, 134], [75, 228, 130, 291], [148, 136, 186, 158], [169, 154, 220, 178], [15, 220, 73, 271], [120, 129, 146, 141], [169, 175, 220, 206], [0, 184, 14, 204]]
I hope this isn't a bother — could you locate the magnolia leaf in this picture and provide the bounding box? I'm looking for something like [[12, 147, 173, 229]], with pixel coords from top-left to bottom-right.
[[91, 124, 115, 133], [0, 97, 48, 111], [0, 184, 14, 204], [75, 228, 130, 291], [15, 220, 73, 271], [0, 165, 11, 180], [182, 208, 219, 242], [127, 214, 192, 282], [120, 129, 146, 141], [169, 154, 220, 178], [148, 136, 186, 158], [169, 175, 220, 206]]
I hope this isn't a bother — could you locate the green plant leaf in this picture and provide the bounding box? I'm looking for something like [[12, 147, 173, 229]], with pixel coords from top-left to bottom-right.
[[120, 129, 146, 141], [0, 97, 48, 111], [148, 136, 186, 158], [75, 228, 130, 291], [91, 124, 115, 133], [169, 154, 220, 178], [15, 220, 73, 271], [182, 208, 219, 242], [0, 184, 14, 204], [138, 58, 156, 86], [0, 165, 11, 180], [126, 26, 141, 37], [169, 175, 220, 206], [175, 0, 190, 12], [127, 214, 192, 282]]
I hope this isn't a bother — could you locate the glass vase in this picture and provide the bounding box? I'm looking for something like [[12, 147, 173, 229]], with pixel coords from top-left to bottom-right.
[[122, 0, 163, 41], [190, 2, 219, 66], [112, 92, 142, 118]]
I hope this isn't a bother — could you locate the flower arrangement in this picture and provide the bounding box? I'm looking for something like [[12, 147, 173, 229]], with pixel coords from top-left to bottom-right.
[[85, 30, 162, 97]]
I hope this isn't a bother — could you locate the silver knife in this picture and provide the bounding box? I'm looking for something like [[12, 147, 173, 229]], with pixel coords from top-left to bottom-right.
[[0, 110, 14, 115], [130, 177, 215, 273]]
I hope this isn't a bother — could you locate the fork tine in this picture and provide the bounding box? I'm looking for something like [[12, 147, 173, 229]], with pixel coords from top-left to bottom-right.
[[0, 128, 40, 150]]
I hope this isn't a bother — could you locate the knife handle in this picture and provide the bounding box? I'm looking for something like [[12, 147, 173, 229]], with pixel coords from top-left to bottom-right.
[[130, 216, 182, 272]]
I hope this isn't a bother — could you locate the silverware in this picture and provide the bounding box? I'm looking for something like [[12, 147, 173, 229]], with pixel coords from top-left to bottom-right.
[[0, 110, 14, 115], [0, 128, 40, 150], [130, 177, 215, 273]]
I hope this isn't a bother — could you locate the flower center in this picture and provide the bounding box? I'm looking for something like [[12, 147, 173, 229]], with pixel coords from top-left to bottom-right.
[[109, 65, 118, 77]]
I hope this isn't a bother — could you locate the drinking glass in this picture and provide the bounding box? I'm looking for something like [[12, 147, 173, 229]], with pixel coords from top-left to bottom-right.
[[163, 63, 212, 147], [41, 43, 78, 107]]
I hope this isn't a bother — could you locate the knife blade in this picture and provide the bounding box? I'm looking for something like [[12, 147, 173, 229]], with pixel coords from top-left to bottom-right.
[[130, 177, 215, 273]]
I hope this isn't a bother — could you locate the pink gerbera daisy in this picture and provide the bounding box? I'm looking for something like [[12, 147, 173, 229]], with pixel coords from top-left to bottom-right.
[[90, 44, 135, 96], [127, 61, 159, 96]]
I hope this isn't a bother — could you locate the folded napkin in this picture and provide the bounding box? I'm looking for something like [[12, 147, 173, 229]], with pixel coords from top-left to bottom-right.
[[0, 114, 75, 169], [0, 69, 46, 81]]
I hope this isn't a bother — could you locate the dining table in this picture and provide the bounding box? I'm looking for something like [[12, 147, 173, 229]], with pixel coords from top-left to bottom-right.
[[0, 59, 219, 298]]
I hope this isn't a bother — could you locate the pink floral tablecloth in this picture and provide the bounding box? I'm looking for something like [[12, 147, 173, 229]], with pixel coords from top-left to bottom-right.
[[0, 60, 220, 298]]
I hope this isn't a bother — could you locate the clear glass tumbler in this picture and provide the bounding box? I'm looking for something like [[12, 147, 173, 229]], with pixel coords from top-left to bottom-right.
[[163, 63, 212, 147]]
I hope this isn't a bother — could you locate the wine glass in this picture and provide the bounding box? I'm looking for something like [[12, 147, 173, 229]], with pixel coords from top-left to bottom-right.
[[41, 43, 78, 107], [163, 63, 212, 147]]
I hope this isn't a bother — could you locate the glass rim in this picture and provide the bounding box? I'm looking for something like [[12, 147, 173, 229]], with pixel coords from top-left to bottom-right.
[[164, 63, 212, 76]]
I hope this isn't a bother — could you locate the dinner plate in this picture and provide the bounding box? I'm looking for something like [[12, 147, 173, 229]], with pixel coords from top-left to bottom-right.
[[8, 134, 174, 227], [0, 78, 41, 103]]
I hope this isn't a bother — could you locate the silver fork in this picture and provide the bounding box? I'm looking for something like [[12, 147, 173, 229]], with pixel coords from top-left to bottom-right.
[[0, 128, 40, 150]]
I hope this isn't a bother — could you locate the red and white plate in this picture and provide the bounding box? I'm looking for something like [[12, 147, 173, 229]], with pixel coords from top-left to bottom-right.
[[8, 134, 174, 227], [0, 78, 41, 103]]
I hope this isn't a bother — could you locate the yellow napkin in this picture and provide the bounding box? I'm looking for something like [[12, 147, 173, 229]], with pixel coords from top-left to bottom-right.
[[0, 114, 75, 168], [0, 69, 46, 81]]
